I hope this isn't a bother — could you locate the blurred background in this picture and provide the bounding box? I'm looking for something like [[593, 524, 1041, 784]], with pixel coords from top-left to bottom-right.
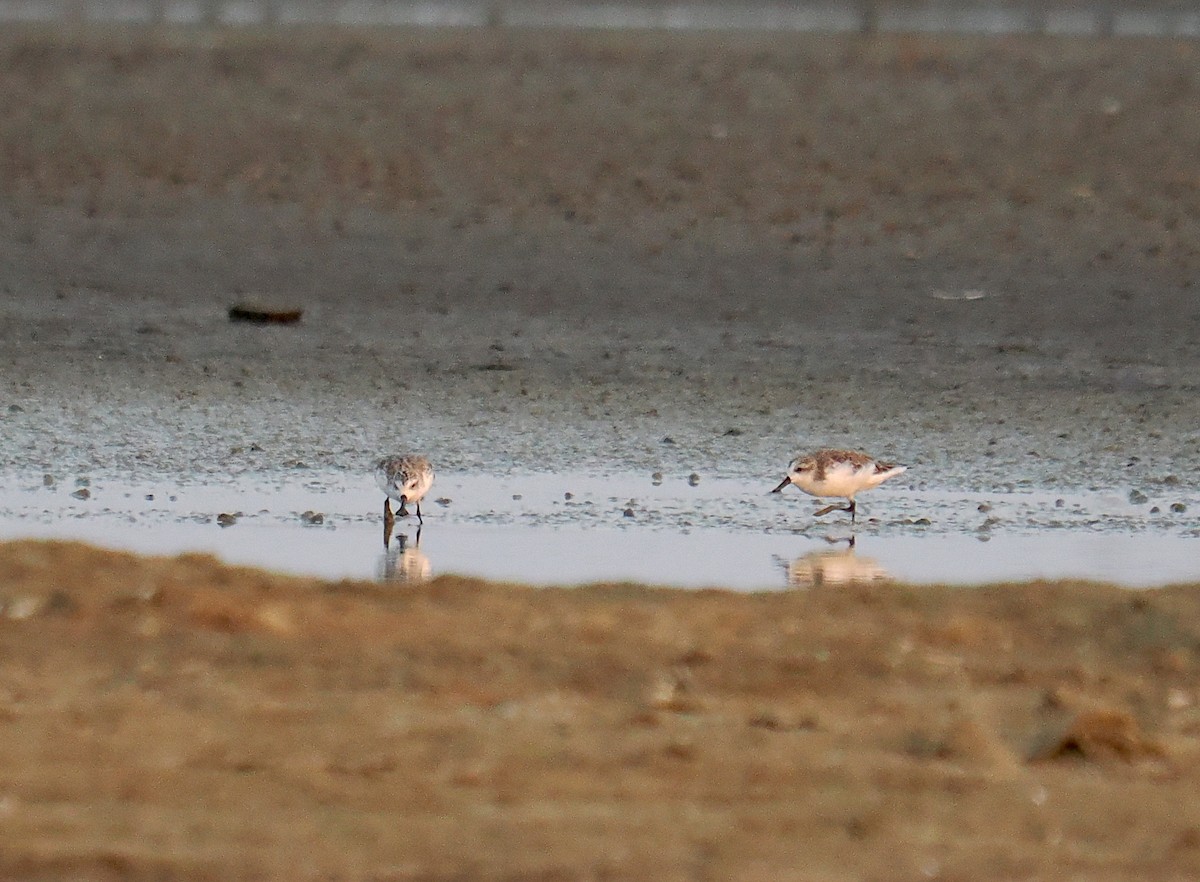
[[1, 0, 1198, 33]]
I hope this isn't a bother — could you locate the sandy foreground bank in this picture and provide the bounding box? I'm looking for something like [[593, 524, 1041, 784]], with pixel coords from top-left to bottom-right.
[[2, 539, 1200, 880]]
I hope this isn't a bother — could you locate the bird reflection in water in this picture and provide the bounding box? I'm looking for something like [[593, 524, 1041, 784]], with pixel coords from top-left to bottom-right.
[[379, 522, 432, 584], [779, 535, 890, 588]]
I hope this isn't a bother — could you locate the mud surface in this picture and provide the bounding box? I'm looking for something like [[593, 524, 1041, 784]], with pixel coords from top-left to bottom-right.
[[1, 25, 1200, 879], [1, 27, 1199, 495]]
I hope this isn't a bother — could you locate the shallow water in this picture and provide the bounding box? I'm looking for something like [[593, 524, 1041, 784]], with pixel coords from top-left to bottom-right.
[[0, 471, 1197, 588]]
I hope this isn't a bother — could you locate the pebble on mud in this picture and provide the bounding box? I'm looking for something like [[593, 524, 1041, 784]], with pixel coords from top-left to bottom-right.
[[300, 510, 324, 525], [648, 669, 700, 713], [1029, 707, 1163, 763], [1171, 503, 1188, 513], [623, 508, 635, 518], [651, 471, 663, 485], [70, 488, 90, 500], [746, 709, 818, 732], [1128, 489, 1149, 504], [904, 718, 1017, 769], [5, 592, 71, 619], [228, 302, 303, 325], [687, 473, 701, 486], [216, 512, 239, 527], [5, 596, 43, 620]]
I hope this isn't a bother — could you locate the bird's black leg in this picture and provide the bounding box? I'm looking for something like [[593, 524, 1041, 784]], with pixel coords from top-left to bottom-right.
[[415, 501, 423, 524], [847, 500, 857, 523]]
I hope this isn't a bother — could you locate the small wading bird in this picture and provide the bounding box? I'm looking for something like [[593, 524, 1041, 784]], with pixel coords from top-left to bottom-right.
[[376, 455, 435, 544], [771, 448, 907, 523]]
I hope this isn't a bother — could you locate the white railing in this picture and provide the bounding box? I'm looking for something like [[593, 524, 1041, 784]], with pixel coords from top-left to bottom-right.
[[0, 0, 1197, 36]]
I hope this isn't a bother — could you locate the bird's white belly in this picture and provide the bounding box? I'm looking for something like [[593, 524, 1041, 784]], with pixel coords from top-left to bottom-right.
[[795, 465, 880, 498]]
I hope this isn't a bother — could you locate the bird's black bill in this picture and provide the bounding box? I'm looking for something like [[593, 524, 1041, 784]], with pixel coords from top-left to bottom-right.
[[770, 477, 791, 494]]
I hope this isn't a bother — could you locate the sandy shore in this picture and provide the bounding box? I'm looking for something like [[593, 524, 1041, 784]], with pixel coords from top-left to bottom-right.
[[1, 25, 1199, 878], [3, 539, 1200, 880]]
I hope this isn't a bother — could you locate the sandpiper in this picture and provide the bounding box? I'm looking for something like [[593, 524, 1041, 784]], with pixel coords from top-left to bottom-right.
[[771, 448, 907, 523], [375, 454, 435, 528]]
